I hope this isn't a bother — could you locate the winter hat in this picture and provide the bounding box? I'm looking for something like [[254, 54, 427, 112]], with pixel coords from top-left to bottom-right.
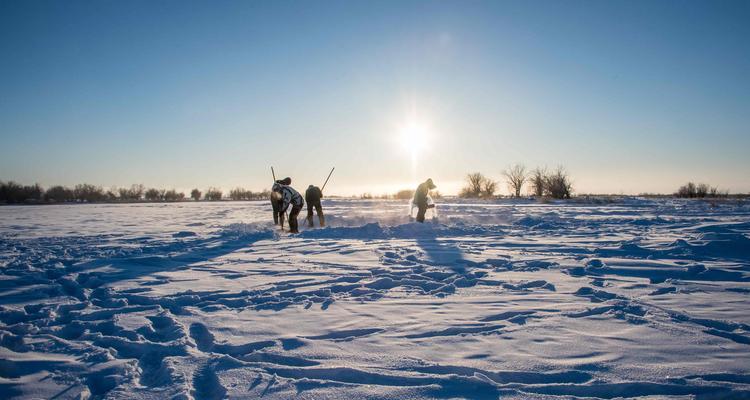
[[426, 178, 436, 189], [280, 177, 292, 185]]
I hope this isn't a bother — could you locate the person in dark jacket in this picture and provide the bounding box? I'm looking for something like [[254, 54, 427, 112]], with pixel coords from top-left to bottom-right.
[[270, 180, 285, 226], [272, 177, 304, 233], [305, 185, 324, 227], [413, 178, 436, 223]]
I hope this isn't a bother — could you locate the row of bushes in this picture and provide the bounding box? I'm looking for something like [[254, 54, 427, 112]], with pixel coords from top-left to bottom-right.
[[527, 167, 573, 199], [228, 188, 272, 201], [144, 188, 185, 202], [675, 182, 728, 198], [459, 167, 731, 200], [0, 181, 275, 204], [459, 173, 498, 198], [459, 165, 573, 199], [0, 182, 44, 203]]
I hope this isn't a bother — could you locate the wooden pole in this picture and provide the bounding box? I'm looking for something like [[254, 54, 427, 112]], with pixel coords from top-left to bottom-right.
[[321, 167, 335, 192]]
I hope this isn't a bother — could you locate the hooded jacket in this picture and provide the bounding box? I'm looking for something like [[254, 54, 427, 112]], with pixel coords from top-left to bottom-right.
[[272, 182, 304, 212], [414, 179, 436, 207]]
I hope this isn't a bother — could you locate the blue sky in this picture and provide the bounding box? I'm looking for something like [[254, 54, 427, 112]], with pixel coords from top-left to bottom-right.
[[1, 0, 748, 195]]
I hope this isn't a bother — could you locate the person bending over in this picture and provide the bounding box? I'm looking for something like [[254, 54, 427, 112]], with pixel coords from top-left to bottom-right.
[[270, 183, 284, 226], [413, 178, 436, 223], [305, 185, 324, 227], [272, 177, 304, 233]]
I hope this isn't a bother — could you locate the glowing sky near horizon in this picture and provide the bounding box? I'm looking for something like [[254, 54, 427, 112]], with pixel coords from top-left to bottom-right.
[[1, 0, 749, 196]]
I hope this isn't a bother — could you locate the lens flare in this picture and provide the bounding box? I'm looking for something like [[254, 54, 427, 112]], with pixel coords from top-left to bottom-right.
[[398, 119, 430, 177]]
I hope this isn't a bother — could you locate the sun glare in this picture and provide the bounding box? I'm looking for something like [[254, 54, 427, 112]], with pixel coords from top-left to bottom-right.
[[399, 120, 429, 155], [397, 117, 431, 178]]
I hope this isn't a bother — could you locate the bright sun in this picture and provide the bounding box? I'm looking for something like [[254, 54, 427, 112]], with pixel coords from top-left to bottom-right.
[[399, 120, 429, 155], [397, 117, 431, 177]]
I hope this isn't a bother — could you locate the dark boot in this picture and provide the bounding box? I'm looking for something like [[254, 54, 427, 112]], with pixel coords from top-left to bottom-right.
[[319, 214, 325, 227]]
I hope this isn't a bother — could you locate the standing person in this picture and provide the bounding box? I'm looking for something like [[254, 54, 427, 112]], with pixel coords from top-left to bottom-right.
[[270, 182, 284, 226], [272, 177, 304, 233], [413, 178, 437, 223], [305, 185, 324, 227]]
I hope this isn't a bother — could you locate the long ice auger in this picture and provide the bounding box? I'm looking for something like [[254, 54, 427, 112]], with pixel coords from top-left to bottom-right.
[[321, 167, 335, 192]]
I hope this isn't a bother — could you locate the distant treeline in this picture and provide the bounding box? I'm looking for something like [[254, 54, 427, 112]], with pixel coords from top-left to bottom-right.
[[0, 181, 271, 204], [454, 167, 733, 200], [366, 167, 735, 201], [0, 178, 738, 205]]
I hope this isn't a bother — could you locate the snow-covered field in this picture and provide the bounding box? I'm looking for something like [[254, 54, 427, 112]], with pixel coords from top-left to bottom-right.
[[2, 198, 750, 399]]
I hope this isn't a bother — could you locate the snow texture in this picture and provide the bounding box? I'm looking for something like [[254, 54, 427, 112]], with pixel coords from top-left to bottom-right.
[[1, 198, 750, 399]]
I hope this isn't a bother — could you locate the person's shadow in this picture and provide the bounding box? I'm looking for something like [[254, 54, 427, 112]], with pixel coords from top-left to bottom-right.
[[73, 231, 275, 286], [412, 225, 468, 274]]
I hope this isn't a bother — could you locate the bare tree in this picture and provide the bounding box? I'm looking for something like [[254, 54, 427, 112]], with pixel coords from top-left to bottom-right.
[[205, 188, 223, 201], [529, 167, 547, 197], [135, 184, 145, 200], [118, 184, 143, 201], [44, 185, 74, 203], [105, 187, 119, 201], [118, 187, 131, 201], [696, 183, 709, 198], [676, 182, 697, 198], [163, 189, 184, 202], [190, 188, 202, 201], [460, 173, 485, 198], [74, 184, 105, 202], [482, 178, 497, 198], [503, 164, 527, 197], [144, 188, 163, 201], [229, 187, 246, 201], [545, 167, 573, 199], [460, 172, 498, 198]]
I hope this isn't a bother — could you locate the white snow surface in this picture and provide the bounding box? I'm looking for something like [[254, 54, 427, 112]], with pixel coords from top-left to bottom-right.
[[1, 198, 750, 399]]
